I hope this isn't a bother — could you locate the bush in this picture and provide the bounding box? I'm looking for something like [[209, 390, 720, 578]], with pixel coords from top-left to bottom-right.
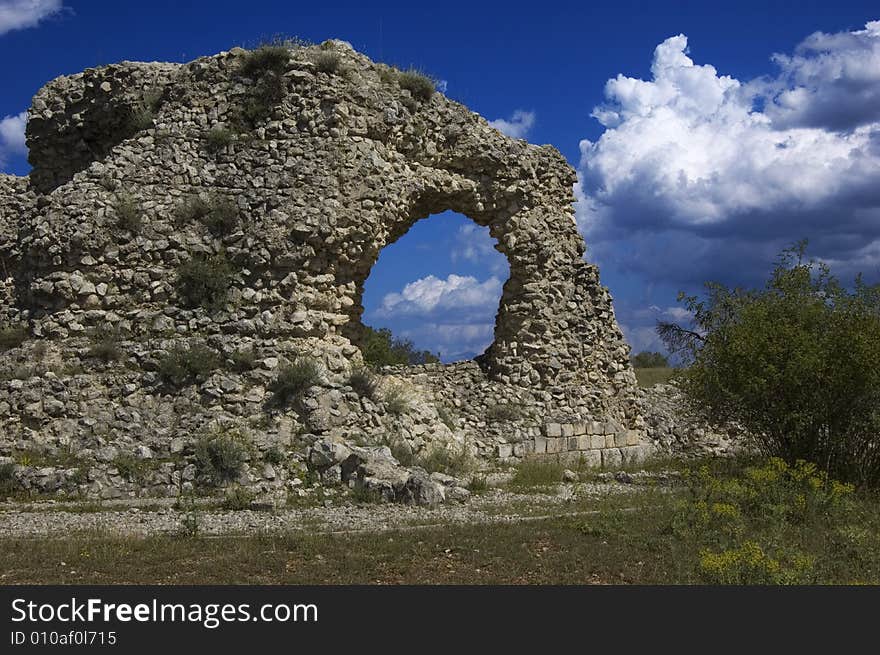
[[222, 485, 256, 510], [485, 403, 522, 423], [264, 446, 284, 465], [87, 327, 124, 363], [193, 429, 249, 486], [204, 126, 234, 153], [360, 326, 439, 367], [313, 51, 342, 74], [175, 195, 239, 237], [0, 462, 17, 495], [237, 44, 290, 126], [112, 453, 147, 483], [0, 325, 27, 351], [175, 252, 235, 310], [383, 385, 409, 415], [348, 365, 378, 399], [158, 343, 220, 387], [631, 351, 669, 368], [397, 70, 435, 101], [267, 359, 320, 408], [114, 193, 142, 233], [126, 103, 155, 132], [229, 346, 258, 372], [239, 45, 290, 78], [659, 241, 880, 486], [416, 445, 471, 476]]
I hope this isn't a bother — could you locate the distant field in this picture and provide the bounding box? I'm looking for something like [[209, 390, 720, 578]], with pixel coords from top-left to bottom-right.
[[634, 367, 676, 387]]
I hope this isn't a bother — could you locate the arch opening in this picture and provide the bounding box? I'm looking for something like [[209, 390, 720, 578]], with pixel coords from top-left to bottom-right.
[[358, 210, 510, 364]]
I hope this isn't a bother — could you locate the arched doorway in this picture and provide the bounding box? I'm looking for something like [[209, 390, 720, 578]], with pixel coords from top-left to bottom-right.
[[360, 210, 510, 363]]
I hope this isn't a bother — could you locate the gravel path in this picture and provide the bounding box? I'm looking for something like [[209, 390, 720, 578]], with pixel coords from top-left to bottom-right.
[[0, 483, 639, 538]]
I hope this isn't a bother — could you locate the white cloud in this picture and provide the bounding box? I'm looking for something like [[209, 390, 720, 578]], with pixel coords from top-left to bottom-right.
[[375, 274, 502, 317], [0, 0, 63, 35], [489, 110, 535, 139], [450, 223, 508, 274], [765, 20, 880, 130], [578, 21, 880, 288], [0, 111, 27, 169]]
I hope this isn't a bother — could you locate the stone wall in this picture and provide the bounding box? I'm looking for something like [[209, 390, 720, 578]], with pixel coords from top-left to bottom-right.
[[0, 40, 652, 501]]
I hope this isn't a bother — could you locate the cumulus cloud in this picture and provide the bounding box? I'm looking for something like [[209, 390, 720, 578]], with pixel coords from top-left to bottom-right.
[[450, 223, 509, 274], [0, 0, 63, 35], [375, 274, 502, 318], [764, 20, 880, 131], [371, 273, 503, 360], [0, 111, 27, 169], [489, 110, 535, 139], [578, 21, 880, 289]]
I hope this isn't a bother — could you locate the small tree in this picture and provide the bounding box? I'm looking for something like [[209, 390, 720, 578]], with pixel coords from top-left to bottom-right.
[[360, 326, 440, 368], [659, 241, 880, 486]]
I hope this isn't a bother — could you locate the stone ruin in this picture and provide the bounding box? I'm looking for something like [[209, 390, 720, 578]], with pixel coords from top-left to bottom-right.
[[0, 40, 654, 503]]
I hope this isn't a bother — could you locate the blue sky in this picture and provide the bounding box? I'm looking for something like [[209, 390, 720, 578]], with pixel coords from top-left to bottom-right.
[[2, 1, 879, 360]]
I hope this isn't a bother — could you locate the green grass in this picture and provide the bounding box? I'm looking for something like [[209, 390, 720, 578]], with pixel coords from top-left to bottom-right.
[[634, 367, 676, 387], [508, 459, 565, 489], [1, 458, 877, 584]]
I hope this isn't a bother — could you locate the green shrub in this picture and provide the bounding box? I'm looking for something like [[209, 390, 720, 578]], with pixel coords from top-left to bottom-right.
[[193, 429, 249, 486], [87, 328, 124, 363], [175, 195, 239, 237], [383, 385, 410, 415], [0, 325, 27, 351], [200, 197, 239, 237], [174, 195, 211, 224], [360, 326, 439, 367], [313, 51, 342, 74], [112, 453, 147, 483], [485, 403, 522, 423], [264, 446, 284, 465], [397, 70, 435, 101], [229, 346, 258, 372], [347, 365, 378, 399], [114, 193, 142, 233], [237, 44, 290, 127], [416, 445, 471, 476], [239, 45, 290, 78], [267, 359, 320, 408], [659, 241, 880, 486], [0, 462, 17, 495], [204, 126, 234, 153], [222, 485, 256, 510], [158, 343, 220, 387], [175, 252, 235, 310], [509, 459, 564, 489], [126, 103, 155, 132]]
